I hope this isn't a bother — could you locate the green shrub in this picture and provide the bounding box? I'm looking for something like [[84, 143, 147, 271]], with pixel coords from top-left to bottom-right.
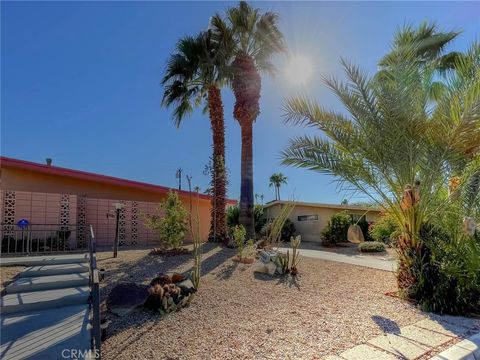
[[369, 214, 398, 244], [408, 223, 480, 315], [321, 211, 351, 245], [144, 191, 188, 250], [227, 204, 266, 236], [358, 241, 386, 252], [260, 218, 296, 242]]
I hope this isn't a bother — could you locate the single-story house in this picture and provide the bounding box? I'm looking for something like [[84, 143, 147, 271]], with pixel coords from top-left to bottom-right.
[[1, 156, 236, 251], [263, 200, 381, 243]]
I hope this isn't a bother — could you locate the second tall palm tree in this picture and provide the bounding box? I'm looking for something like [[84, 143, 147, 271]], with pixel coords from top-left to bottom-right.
[[162, 31, 230, 242]]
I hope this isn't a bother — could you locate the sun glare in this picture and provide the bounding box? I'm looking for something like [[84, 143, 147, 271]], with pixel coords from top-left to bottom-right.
[[285, 55, 313, 86]]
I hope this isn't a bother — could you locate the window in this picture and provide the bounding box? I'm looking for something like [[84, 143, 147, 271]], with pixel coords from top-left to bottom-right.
[[350, 214, 366, 223], [297, 214, 318, 221]]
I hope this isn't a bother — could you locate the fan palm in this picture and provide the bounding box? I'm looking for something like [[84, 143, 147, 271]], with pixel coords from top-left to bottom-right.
[[211, 1, 286, 239], [269, 173, 287, 200], [162, 31, 231, 242], [281, 36, 480, 296]]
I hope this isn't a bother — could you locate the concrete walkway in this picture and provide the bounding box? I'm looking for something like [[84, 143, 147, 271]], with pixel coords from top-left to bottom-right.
[[1, 254, 93, 360], [325, 315, 480, 360], [279, 247, 397, 272]]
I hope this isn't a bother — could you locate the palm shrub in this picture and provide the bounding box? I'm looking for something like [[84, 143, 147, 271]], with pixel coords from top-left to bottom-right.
[[321, 211, 351, 246], [144, 191, 189, 250], [281, 23, 480, 311]]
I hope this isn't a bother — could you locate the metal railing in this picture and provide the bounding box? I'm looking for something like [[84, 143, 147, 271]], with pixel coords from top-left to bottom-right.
[[89, 225, 101, 359], [0, 224, 89, 255]]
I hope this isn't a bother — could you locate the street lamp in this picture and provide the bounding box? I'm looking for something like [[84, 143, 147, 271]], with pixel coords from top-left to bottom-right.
[[112, 202, 125, 258]]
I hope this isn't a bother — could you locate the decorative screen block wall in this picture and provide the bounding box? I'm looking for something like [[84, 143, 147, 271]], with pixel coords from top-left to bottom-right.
[[1, 190, 160, 248]]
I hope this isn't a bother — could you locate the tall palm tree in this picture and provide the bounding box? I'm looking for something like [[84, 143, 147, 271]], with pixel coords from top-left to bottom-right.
[[211, 1, 286, 239], [281, 32, 479, 298], [269, 173, 287, 201], [162, 31, 231, 243]]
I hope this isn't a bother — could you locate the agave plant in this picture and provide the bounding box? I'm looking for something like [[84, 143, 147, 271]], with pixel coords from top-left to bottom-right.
[[281, 29, 480, 296]]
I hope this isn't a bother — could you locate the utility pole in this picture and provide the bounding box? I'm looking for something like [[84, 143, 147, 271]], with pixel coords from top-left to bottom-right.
[[176, 168, 183, 190]]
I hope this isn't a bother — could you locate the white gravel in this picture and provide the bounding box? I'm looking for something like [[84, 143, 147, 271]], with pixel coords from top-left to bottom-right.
[[98, 244, 428, 360]]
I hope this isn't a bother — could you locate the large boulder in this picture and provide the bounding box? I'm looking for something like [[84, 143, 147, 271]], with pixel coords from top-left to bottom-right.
[[107, 282, 149, 317]]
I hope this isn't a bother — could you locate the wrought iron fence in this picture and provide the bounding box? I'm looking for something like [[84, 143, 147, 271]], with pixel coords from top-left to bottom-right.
[[0, 224, 89, 255], [88, 225, 101, 359]]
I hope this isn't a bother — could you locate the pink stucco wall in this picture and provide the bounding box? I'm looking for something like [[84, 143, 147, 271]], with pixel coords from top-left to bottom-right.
[[0, 190, 181, 249]]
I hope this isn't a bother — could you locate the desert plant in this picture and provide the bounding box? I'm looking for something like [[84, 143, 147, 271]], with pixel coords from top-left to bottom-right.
[[186, 176, 202, 290], [144, 191, 189, 250], [240, 239, 256, 260], [275, 252, 290, 275], [232, 225, 247, 257], [358, 241, 386, 253], [290, 235, 301, 275], [262, 202, 295, 249], [321, 211, 351, 246]]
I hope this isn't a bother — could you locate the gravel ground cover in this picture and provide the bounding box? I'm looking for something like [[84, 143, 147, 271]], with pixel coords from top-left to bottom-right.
[[0, 266, 24, 293], [98, 245, 429, 360]]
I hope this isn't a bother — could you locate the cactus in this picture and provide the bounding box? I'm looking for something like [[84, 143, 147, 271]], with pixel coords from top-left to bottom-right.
[[290, 235, 301, 275]]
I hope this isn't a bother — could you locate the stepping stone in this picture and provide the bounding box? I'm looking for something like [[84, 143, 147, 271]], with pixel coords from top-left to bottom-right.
[[414, 318, 472, 338], [20, 263, 89, 277], [1, 304, 92, 360], [1, 286, 90, 315], [368, 334, 430, 359], [1, 254, 89, 266], [5, 273, 89, 293], [340, 344, 396, 360], [430, 333, 480, 360], [428, 314, 480, 331], [400, 325, 452, 347]]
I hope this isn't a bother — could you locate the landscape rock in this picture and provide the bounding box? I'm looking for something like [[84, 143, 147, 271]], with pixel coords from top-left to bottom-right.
[[266, 262, 277, 275], [252, 260, 269, 273], [107, 282, 149, 317]]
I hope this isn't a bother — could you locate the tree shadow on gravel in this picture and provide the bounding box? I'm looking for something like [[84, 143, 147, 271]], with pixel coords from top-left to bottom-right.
[[253, 272, 301, 290], [215, 261, 238, 280], [371, 315, 401, 334]]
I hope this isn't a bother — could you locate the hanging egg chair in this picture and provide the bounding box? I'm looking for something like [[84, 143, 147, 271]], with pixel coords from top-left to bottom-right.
[[348, 224, 364, 244]]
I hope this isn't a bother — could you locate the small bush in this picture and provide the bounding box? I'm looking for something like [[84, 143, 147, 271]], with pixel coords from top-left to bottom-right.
[[227, 204, 267, 237], [369, 213, 398, 244], [358, 241, 386, 252], [260, 218, 296, 242], [321, 211, 351, 245], [144, 191, 188, 250]]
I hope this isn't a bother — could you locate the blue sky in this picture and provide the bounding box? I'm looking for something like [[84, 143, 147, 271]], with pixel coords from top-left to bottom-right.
[[2, 1, 479, 204]]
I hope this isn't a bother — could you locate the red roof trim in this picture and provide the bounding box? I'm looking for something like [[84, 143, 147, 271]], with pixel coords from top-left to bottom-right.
[[0, 156, 237, 205]]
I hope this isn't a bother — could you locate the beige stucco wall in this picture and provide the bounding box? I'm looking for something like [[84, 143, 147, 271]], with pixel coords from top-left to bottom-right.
[[263, 203, 380, 243], [1, 167, 212, 241]]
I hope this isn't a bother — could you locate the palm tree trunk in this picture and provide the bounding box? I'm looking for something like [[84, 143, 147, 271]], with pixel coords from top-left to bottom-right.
[[239, 121, 255, 239], [207, 85, 227, 243], [278, 186, 281, 201]]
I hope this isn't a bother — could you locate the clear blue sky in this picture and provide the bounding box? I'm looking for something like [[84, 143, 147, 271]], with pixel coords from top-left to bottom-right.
[[2, 1, 479, 204]]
